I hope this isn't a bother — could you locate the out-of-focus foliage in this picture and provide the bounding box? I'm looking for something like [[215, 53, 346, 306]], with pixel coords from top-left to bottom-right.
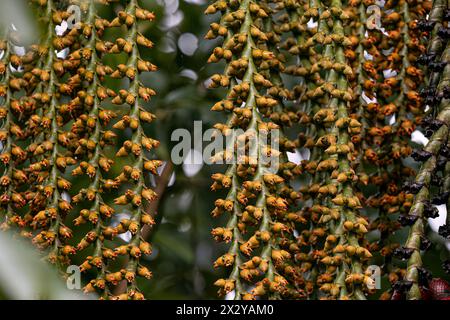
[[0, 231, 85, 299]]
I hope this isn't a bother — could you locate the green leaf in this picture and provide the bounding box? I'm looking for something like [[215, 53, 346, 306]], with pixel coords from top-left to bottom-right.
[[0, 232, 88, 300]]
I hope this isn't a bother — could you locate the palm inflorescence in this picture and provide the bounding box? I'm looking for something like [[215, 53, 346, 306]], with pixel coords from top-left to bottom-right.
[[0, 0, 449, 300]]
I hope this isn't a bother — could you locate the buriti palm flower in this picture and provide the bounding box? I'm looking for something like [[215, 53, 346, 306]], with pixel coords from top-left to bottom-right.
[[0, 35, 15, 226], [0, 33, 28, 231], [275, 0, 363, 300], [347, 1, 407, 294], [353, 0, 431, 291], [361, 0, 433, 296], [0, 0, 160, 300], [25, 0, 81, 262], [207, 0, 372, 300], [385, 0, 432, 288], [258, 0, 370, 299], [0, 8, 46, 234], [275, 0, 339, 297], [394, 0, 450, 300], [305, 0, 374, 300], [261, 0, 305, 235], [0, 0, 69, 247], [65, 0, 159, 299], [278, 0, 329, 297], [104, 0, 160, 300], [206, 0, 306, 299], [67, 0, 119, 297], [1, 0, 449, 301]]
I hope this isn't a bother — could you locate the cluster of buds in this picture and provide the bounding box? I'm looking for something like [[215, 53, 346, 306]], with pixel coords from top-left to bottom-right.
[[394, 0, 450, 300], [345, 0, 431, 283], [286, 0, 375, 299], [207, 0, 306, 299], [0, 0, 159, 299], [207, 0, 449, 300], [0, 0, 84, 262], [1, 0, 449, 301]]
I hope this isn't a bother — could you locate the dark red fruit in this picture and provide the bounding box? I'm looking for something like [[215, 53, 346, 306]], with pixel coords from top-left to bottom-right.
[[429, 278, 450, 300]]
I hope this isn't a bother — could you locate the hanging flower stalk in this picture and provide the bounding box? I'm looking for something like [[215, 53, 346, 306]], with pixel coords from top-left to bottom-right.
[[349, 1, 370, 193], [349, 0, 431, 289], [397, 0, 450, 300], [68, 0, 116, 297], [280, 0, 331, 297], [0, 0, 160, 299], [0, 33, 17, 229], [263, 0, 311, 294], [351, 0, 403, 285], [21, 0, 79, 263], [0, 13, 44, 233], [0, 0, 85, 265], [346, 1, 407, 296], [305, 0, 372, 300], [103, 0, 159, 299], [207, 0, 305, 299]]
